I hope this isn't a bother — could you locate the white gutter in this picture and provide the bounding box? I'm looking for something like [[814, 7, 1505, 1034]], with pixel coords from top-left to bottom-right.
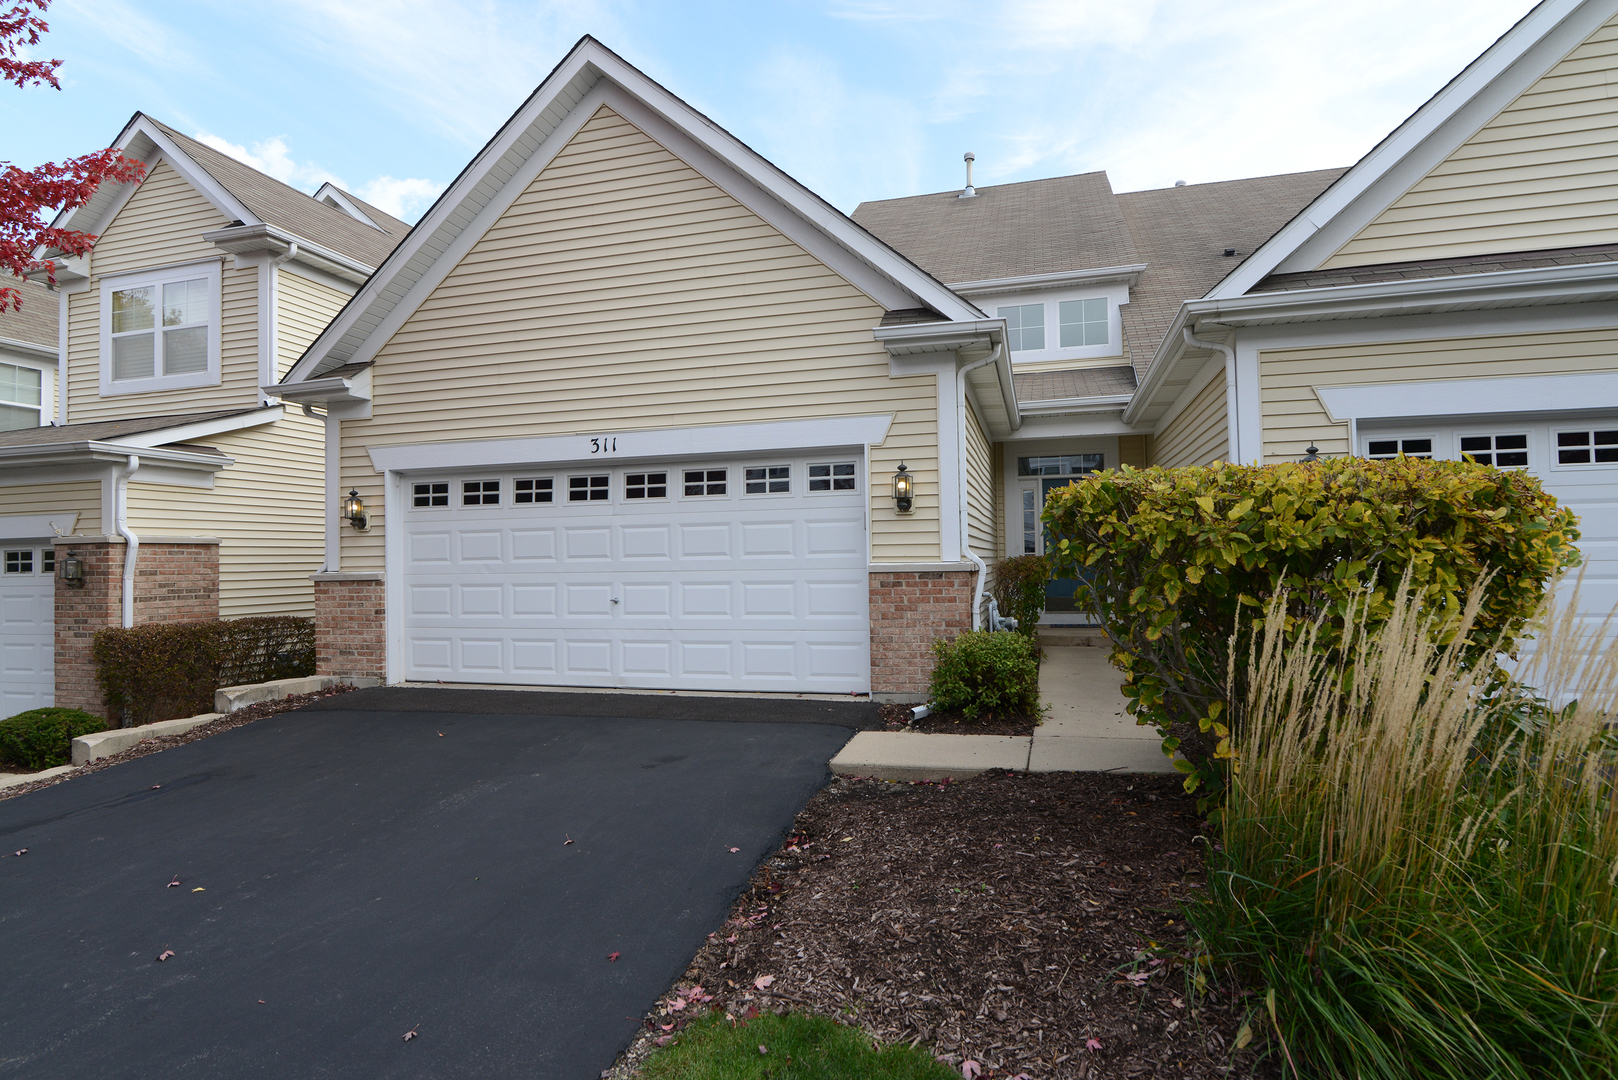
[[948, 263, 1148, 295], [1183, 327, 1239, 463], [958, 344, 1003, 631], [1017, 393, 1133, 416], [113, 455, 140, 629]]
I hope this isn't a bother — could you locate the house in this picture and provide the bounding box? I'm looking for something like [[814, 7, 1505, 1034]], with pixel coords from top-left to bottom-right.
[[280, 0, 1618, 703], [0, 115, 410, 716]]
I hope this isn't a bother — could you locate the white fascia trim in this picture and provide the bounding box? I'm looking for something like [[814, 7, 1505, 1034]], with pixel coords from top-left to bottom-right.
[[1017, 394, 1133, 416], [312, 183, 387, 232], [367, 414, 896, 474], [1213, 0, 1603, 294], [114, 406, 284, 448], [268, 368, 371, 403], [875, 319, 1021, 432], [286, 38, 979, 385], [1318, 371, 1618, 423], [0, 512, 80, 540], [202, 223, 374, 283], [0, 441, 233, 470], [0, 336, 57, 364], [948, 264, 1148, 295]]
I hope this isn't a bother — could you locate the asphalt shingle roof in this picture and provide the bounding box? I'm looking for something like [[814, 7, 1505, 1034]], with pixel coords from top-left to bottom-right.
[[0, 409, 259, 448], [1013, 366, 1137, 402], [852, 171, 1140, 285], [1251, 241, 1618, 291], [145, 118, 411, 269]]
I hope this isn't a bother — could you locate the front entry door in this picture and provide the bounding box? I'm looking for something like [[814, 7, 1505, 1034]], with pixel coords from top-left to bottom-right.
[[1041, 478, 1082, 613]]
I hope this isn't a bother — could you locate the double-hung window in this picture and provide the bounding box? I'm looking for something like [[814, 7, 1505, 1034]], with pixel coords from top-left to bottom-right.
[[1058, 298, 1107, 347], [0, 362, 43, 430], [998, 303, 1045, 352], [99, 261, 221, 396]]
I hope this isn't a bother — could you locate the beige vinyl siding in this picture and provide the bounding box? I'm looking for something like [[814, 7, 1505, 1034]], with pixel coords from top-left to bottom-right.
[[1259, 325, 1618, 463], [1117, 434, 1150, 468], [1324, 13, 1618, 267], [991, 442, 1006, 558], [66, 158, 260, 423], [0, 481, 101, 535], [1151, 377, 1227, 466], [126, 412, 324, 616], [965, 396, 995, 560], [338, 105, 939, 572], [277, 270, 350, 378]]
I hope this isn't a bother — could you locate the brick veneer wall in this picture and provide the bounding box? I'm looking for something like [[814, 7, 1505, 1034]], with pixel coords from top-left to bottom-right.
[[53, 538, 219, 716], [869, 569, 976, 700], [314, 577, 386, 680]]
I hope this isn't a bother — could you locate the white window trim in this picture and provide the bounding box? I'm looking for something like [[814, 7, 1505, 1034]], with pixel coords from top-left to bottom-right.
[[0, 357, 49, 430], [1456, 430, 1531, 469], [1550, 425, 1618, 471], [98, 259, 223, 397], [984, 281, 1129, 365], [806, 460, 859, 495]]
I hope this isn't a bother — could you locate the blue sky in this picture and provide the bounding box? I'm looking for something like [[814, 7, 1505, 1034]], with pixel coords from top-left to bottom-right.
[[4, 0, 1537, 222]]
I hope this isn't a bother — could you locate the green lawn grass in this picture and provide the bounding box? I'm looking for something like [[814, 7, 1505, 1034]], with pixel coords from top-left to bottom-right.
[[639, 1011, 958, 1080]]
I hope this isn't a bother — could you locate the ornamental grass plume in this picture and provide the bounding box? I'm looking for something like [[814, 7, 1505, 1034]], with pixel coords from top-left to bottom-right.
[[1192, 571, 1618, 1079]]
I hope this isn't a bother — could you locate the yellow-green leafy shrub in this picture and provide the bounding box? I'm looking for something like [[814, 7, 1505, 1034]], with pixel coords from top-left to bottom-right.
[[928, 631, 1039, 719], [1043, 457, 1580, 798], [989, 554, 1049, 638]]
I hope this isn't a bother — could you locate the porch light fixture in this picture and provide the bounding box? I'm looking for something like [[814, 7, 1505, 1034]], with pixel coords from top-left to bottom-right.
[[892, 462, 914, 514], [61, 551, 84, 588], [344, 489, 368, 530], [1299, 444, 1321, 463]]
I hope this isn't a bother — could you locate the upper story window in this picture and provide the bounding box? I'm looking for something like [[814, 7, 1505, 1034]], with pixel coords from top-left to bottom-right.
[[0, 362, 43, 431], [99, 261, 221, 397], [998, 303, 1045, 352], [1058, 298, 1107, 347]]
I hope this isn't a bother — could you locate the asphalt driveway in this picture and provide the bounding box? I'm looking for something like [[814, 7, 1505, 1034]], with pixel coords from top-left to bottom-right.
[[0, 691, 874, 1078]]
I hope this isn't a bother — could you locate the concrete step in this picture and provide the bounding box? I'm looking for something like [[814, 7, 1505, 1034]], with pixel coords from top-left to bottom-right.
[[1038, 628, 1110, 648]]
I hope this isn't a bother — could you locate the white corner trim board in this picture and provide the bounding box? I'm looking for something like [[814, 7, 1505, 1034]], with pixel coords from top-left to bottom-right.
[[1316, 371, 1618, 422], [367, 414, 896, 474]]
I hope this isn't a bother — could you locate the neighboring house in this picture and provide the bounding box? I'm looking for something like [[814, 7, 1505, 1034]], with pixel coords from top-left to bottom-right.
[[0, 279, 60, 434], [0, 114, 410, 715], [278, 0, 1618, 703]]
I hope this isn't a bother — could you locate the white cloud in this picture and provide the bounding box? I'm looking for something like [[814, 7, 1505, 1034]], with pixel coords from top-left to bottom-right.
[[354, 177, 445, 221], [192, 132, 443, 222]]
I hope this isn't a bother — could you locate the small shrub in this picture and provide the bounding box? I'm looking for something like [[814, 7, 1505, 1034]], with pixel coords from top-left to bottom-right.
[[989, 553, 1048, 638], [93, 616, 315, 727], [1043, 457, 1581, 799], [0, 708, 107, 770], [928, 630, 1039, 719]]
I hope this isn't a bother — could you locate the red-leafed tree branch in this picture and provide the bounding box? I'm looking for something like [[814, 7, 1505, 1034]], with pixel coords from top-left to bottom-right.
[[2, 0, 145, 311]]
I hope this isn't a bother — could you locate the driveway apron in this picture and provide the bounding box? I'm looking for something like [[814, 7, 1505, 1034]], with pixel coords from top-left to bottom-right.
[[0, 699, 861, 1078]]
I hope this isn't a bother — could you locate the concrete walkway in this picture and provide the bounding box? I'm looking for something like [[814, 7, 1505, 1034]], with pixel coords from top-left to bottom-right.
[[830, 645, 1174, 781]]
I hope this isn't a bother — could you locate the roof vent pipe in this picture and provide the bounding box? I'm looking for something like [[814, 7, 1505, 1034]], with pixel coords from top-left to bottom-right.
[[1174, 180, 1187, 187], [959, 152, 977, 199]]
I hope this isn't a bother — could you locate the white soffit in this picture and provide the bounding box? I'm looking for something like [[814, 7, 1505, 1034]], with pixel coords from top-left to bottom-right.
[[284, 36, 978, 385], [368, 414, 895, 474], [1317, 371, 1618, 422], [1209, 0, 1607, 297]]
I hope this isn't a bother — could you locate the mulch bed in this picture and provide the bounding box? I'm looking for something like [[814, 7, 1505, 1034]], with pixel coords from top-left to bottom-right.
[[609, 771, 1273, 1080], [0, 685, 359, 803], [880, 703, 1037, 737]]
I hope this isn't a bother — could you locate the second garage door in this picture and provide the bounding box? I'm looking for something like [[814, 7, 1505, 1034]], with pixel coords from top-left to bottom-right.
[[401, 453, 870, 693]]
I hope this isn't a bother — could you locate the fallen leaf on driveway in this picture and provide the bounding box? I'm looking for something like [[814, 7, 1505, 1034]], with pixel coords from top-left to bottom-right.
[[192, 888, 205, 893], [402, 1024, 419, 1042], [607, 952, 620, 963], [258, 1000, 265, 1004], [167, 876, 180, 888], [753, 975, 774, 990], [728, 847, 739, 853], [156, 950, 174, 962], [150, 785, 160, 790], [565, 835, 574, 845], [11, 849, 25, 857], [962, 1061, 982, 1079]]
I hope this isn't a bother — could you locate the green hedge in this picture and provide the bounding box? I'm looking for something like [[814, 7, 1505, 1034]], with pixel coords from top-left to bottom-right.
[[1043, 457, 1581, 800], [0, 708, 107, 770], [928, 630, 1040, 719], [93, 616, 315, 727], [989, 554, 1048, 638]]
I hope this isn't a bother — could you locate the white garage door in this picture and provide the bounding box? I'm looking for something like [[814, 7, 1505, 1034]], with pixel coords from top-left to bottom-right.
[[1362, 416, 1618, 628], [401, 453, 870, 693], [1, 542, 54, 715]]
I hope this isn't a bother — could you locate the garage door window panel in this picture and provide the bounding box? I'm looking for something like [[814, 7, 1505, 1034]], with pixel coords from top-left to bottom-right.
[[1460, 434, 1528, 468], [514, 478, 553, 504], [463, 480, 500, 505], [809, 462, 857, 492], [1366, 438, 1433, 460], [4, 550, 34, 574], [684, 469, 727, 497], [414, 482, 450, 507], [745, 466, 790, 494], [1556, 430, 1618, 466], [625, 472, 668, 499], [570, 475, 610, 502]]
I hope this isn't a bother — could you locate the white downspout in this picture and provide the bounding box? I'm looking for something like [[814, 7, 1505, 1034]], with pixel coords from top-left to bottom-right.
[[958, 343, 1003, 631], [1184, 326, 1238, 463], [113, 455, 140, 628]]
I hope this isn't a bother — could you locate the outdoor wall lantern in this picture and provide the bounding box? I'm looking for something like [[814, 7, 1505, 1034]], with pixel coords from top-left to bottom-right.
[[1299, 444, 1321, 463], [60, 551, 84, 588], [344, 489, 368, 530], [892, 462, 914, 514]]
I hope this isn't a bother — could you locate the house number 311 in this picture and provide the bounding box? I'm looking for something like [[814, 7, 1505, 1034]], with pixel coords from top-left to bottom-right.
[[590, 436, 618, 454]]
